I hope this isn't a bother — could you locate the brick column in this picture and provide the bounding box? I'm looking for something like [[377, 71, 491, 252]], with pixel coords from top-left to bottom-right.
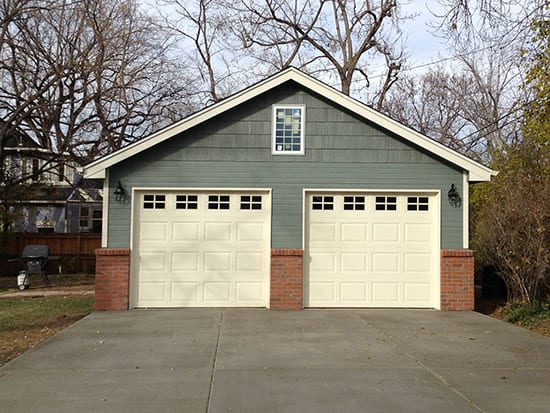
[[270, 249, 304, 310], [440, 249, 474, 311], [94, 248, 131, 311]]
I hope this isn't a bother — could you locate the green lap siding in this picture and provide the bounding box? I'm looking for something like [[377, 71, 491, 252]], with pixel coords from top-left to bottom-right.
[[108, 82, 464, 249]]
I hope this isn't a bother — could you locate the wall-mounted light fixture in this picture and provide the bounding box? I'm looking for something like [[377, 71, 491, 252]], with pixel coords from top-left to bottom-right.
[[113, 181, 128, 203], [448, 183, 461, 208]]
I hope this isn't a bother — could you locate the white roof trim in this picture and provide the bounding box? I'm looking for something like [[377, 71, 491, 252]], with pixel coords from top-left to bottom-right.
[[83, 67, 496, 181]]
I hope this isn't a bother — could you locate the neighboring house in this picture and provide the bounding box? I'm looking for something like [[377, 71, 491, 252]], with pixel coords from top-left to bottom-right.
[[83, 68, 496, 311], [1, 127, 102, 233]]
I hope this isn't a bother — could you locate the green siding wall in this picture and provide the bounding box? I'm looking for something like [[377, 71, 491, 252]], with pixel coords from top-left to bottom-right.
[[108, 82, 464, 249]]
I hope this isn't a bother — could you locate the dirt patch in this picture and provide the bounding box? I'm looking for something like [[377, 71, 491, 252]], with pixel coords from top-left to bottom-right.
[[0, 315, 84, 366]]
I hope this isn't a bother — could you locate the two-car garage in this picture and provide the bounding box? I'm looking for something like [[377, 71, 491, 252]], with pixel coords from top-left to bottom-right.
[[132, 189, 439, 309]]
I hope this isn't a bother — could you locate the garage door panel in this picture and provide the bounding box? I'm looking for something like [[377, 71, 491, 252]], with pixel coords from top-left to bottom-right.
[[309, 223, 337, 242], [134, 191, 269, 307], [404, 223, 432, 243], [372, 253, 400, 272], [372, 282, 399, 303], [205, 222, 232, 241], [173, 222, 200, 241], [171, 282, 198, 302], [307, 192, 438, 308], [309, 282, 335, 302], [341, 223, 368, 241], [404, 283, 431, 302], [138, 282, 166, 303], [204, 252, 231, 271], [309, 252, 336, 272], [236, 252, 263, 271], [237, 223, 265, 241], [140, 222, 168, 241], [172, 252, 199, 271], [404, 253, 431, 272], [235, 282, 263, 302], [340, 283, 368, 302], [372, 223, 400, 242], [340, 253, 367, 272], [204, 282, 231, 302], [139, 252, 168, 271]]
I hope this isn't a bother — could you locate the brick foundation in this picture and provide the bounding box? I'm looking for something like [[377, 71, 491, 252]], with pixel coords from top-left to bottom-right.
[[270, 249, 304, 310], [440, 249, 475, 311], [94, 248, 131, 311]]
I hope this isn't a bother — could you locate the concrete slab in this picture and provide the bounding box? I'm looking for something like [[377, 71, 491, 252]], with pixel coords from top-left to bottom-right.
[[1, 309, 549, 413]]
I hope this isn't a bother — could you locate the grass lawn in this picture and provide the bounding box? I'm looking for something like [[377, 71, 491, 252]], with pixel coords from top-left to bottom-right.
[[0, 296, 94, 366]]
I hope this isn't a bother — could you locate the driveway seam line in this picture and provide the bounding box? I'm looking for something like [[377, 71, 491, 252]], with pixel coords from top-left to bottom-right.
[[402, 351, 487, 412], [353, 314, 487, 413], [206, 310, 223, 413]]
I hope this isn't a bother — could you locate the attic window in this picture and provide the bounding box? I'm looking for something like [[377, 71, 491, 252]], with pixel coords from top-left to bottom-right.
[[272, 105, 305, 155]]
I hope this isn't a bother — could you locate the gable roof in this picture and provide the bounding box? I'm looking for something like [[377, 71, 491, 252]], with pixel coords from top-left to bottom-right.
[[82, 67, 496, 182]]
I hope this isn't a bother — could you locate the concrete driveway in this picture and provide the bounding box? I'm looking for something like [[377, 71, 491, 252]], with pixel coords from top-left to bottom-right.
[[0, 309, 549, 413]]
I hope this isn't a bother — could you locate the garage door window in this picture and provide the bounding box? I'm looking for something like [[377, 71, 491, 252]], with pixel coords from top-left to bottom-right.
[[176, 195, 198, 209], [240, 195, 262, 210], [143, 194, 166, 209], [312, 196, 334, 210], [208, 195, 230, 210], [407, 196, 429, 211], [375, 196, 397, 211], [343, 196, 365, 210]]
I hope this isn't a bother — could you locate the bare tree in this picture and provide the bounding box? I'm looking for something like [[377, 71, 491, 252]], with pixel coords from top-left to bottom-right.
[[158, 0, 235, 104], [0, 0, 187, 164], [233, 0, 406, 99]]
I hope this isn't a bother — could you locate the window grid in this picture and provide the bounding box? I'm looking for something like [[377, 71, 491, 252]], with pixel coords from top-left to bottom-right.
[[375, 196, 397, 211], [312, 196, 334, 210], [208, 195, 230, 210], [343, 196, 366, 211], [273, 106, 304, 154], [240, 195, 262, 210], [407, 196, 429, 211], [176, 195, 198, 210], [143, 194, 166, 209]]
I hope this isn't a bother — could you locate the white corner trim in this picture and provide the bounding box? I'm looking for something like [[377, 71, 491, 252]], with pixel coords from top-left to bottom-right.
[[101, 170, 109, 247], [463, 172, 469, 249]]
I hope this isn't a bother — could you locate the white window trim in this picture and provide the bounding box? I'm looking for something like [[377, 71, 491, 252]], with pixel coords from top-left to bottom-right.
[[271, 104, 305, 155]]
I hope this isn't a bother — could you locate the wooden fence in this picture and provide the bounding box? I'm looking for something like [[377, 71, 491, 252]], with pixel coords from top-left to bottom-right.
[[0, 233, 101, 276]]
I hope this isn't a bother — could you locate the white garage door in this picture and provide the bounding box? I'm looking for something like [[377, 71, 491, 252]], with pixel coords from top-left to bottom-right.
[[132, 190, 270, 308], [305, 192, 439, 308]]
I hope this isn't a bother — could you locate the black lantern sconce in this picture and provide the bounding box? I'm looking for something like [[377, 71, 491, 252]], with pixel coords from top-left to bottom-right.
[[447, 183, 461, 208], [113, 181, 128, 204]]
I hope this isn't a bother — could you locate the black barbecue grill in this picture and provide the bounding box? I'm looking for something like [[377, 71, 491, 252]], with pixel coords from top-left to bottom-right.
[[8, 245, 60, 289]]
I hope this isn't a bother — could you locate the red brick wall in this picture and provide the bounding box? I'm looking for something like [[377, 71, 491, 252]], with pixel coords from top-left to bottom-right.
[[440, 249, 475, 311], [94, 248, 131, 311], [270, 249, 304, 310]]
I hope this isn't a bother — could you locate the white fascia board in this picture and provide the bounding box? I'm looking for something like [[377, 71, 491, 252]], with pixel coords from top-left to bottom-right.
[[83, 67, 497, 182]]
